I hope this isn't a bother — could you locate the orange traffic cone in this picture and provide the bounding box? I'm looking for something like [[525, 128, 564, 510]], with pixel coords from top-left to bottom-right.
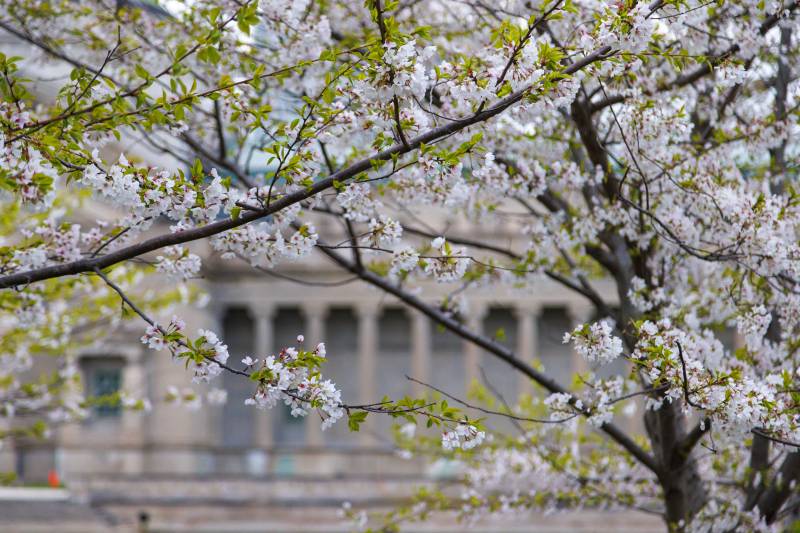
[[47, 469, 60, 488]]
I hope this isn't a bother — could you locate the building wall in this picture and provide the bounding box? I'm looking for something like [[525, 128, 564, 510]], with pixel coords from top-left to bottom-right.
[[12, 271, 634, 482]]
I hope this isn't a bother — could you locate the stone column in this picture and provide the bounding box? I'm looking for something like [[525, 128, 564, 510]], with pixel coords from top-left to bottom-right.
[[249, 302, 275, 449], [0, 416, 16, 477], [206, 301, 227, 341], [567, 303, 594, 377], [464, 304, 488, 392], [514, 302, 541, 395], [120, 350, 146, 438], [566, 304, 593, 460], [409, 309, 431, 397], [302, 303, 328, 448], [204, 302, 227, 457], [733, 330, 746, 351], [120, 349, 146, 474], [356, 302, 379, 445]]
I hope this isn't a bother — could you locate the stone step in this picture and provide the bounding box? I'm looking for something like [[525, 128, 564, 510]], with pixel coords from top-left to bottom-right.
[[0, 484, 665, 532], [110, 506, 666, 533], [73, 474, 444, 507]]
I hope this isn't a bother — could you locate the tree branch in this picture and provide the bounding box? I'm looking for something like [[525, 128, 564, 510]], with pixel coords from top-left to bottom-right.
[[311, 234, 659, 474], [0, 45, 615, 290]]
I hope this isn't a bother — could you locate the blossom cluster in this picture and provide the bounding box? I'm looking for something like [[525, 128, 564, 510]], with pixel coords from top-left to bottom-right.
[[143, 320, 345, 429], [245, 340, 344, 430], [441, 423, 485, 451], [563, 320, 624, 366], [424, 237, 469, 282], [0, 103, 58, 206], [164, 386, 227, 410], [140, 317, 230, 383], [155, 246, 203, 280]]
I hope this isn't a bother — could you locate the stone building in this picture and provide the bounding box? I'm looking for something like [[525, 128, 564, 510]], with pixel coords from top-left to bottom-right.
[[1, 218, 657, 531], [0, 18, 665, 531], [9, 229, 616, 482], [5, 235, 656, 531], [0, 4, 619, 488]]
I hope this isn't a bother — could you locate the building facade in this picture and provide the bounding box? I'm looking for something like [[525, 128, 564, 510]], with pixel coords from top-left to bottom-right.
[[8, 254, 615, 483]]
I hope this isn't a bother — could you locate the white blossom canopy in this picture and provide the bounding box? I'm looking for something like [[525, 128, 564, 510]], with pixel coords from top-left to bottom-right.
[[0, 0, 799, 530]]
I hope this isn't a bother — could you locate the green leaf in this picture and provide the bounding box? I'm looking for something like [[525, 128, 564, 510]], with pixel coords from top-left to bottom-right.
[[348, 411, 368, 432]]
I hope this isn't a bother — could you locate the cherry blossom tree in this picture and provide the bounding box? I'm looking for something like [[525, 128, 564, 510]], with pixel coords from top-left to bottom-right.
[[0, 0, 799, 530]]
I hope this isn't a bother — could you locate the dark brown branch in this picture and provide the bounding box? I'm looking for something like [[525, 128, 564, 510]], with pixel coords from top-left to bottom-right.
[[675, 418, 711, 462], [745, 430, 771, 510], [756, 451, 800, 524], [405, 375, 577, 424], [675, 341, 703, 409], [590, 1, 800, 113], [311, 234, 659, 474], [399, 219, 613, 315], [0, 45, 615, 290]]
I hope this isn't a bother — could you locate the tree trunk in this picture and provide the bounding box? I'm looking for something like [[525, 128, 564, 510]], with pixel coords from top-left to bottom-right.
[[644, 401, 708, 529]]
